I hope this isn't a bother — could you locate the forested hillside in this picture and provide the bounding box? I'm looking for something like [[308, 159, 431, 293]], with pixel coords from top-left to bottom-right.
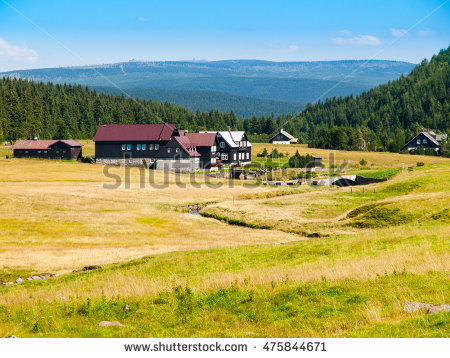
[[95, 86, 306, 118], [275, 46, 450, 151], [0, 47, 448, 153]]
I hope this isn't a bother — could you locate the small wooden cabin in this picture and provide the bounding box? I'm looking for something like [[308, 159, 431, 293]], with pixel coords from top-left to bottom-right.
[[269, 129, 298, 144], [12, 140, 82, 160]]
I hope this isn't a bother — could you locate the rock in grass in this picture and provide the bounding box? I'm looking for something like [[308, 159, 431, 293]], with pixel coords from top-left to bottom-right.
[[15, 278, 23, 283], [123, 304, 130, 312], [426, 304, 450, 315], [403, 302, 432, 312], [8, 335, 17, 338], [98, 321, 124, 327], [31, 275, 43, 280]]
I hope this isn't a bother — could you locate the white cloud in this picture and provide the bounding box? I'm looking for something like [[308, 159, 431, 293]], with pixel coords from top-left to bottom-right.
[[138, 17, 148, 22], [332, 34, 381, 46], [390, 28, 408, 37], [0, 38, 39, 63], [418, 28, 434, 36]]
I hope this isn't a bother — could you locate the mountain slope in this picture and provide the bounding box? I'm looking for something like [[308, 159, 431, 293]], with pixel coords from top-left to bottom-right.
[[1, 60, 414, 112], [276, 46, 450, 151], [95, 87, 306, 118]]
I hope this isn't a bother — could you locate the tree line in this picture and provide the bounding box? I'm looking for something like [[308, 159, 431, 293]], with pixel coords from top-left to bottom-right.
[[1, 47, 448, 154]]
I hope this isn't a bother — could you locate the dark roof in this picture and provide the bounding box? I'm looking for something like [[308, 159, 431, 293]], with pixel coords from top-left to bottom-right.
[[185, 132, 217, 146], [12, 140, 82, 150], [93, 123, 176, 142]]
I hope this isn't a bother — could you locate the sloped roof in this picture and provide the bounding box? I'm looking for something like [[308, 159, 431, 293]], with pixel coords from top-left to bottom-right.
[[12, 140, 57, 150], [185, 132, 217, 146], [93, 123, 176, 142], [156, 136, 201, 157], [422, 131, 440, 146], [174, 136, 201, 156], [403, 131, 440, 149], [216, 131, 252, 148], [12, 140, 82, 150], [60, 140, 82, 147], [270, 129, 298, 142]]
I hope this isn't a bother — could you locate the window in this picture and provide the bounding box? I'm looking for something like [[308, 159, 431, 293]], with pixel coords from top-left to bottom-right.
[[211, 145, 216, 152], [127, 144, 131, 150], [175, 148, 180, 153], [246, 153, 249, 159], [211, 158, 216, 164], [167, 148, 172, 153], [155, 144, 159, 150], [221, 153, 228, 160], [122, 144, 126, 150], [142, 144, 147, 150], [137, 144, 141, 150], [37, 150, 41, 153], [233, 153, 237, 160], [149, 144, 154, 150], [43, 151, 47, 154], [25, 150, 29, 153], [423, 139, 427, 144], [417, 139, 421, 144], [220, 142, 225, 148]]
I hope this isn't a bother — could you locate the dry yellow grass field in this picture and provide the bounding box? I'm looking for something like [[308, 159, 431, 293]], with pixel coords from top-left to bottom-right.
[[0, 152, 448, 338]]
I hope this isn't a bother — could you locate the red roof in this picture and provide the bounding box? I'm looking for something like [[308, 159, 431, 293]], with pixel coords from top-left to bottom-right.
[[12, 140, 82, 150], [173, 136, 201, 157], [93, 123, 176, 142], [185, 132, 217, 146], [60, 140, 82, 147]]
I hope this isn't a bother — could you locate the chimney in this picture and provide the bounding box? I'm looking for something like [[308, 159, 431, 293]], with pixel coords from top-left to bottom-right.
[[228, 126, 231, 133]]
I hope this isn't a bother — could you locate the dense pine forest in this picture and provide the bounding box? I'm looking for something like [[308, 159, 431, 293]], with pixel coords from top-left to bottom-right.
[[0, 46, 448, 153], [276, 46, 450, 152]]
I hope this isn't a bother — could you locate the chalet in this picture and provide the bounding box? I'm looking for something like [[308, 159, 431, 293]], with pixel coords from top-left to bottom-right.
[[155, 136, 202, 171], [93, 123, 178, 166], [185, 132, 220, 170], [93, 123, 252, 170], [12, 140, 82, 160], [269, 129, 298, 144], [203, 130, 252, 166], [401, 130, 447, 152]]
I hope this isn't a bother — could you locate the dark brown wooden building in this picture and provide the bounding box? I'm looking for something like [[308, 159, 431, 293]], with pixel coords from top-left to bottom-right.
[[12, 140, 82, 160]]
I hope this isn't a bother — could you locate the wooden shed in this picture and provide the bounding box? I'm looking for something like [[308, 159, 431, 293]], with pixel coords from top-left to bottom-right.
[[12, 140, 82, 160]]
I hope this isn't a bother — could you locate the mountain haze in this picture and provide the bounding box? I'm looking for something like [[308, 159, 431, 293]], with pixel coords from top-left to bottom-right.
[[1, 59, 414, 116]]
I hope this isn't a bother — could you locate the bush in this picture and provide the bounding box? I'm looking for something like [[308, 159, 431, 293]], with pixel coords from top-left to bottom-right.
[[257, 148, 268, 158], [359, 159, 367, 166], [270, 149, 280, 158], [289, 151, 314, 168], [79, 156, 94, 163], [416, 162, 424, 167]]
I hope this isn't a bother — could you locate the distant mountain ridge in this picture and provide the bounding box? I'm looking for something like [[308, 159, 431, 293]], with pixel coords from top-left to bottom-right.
[[1, 59, 415, 116]]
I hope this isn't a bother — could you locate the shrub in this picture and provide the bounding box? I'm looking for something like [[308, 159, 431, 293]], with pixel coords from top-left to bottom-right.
[[359, 158, 367, 166], [257, 148, 268, 158], [417, 162, 424, 167], [289, 151, 314, 168]]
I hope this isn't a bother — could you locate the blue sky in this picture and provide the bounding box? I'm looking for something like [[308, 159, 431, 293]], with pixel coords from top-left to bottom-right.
[[0, 0, 449, 71]]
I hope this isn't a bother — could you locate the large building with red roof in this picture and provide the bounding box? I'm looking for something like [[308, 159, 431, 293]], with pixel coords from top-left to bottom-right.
[[93, 123, 251, 171]]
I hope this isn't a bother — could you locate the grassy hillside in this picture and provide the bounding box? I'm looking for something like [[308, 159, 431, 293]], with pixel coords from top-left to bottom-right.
[[0, 150, 448, 337]]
